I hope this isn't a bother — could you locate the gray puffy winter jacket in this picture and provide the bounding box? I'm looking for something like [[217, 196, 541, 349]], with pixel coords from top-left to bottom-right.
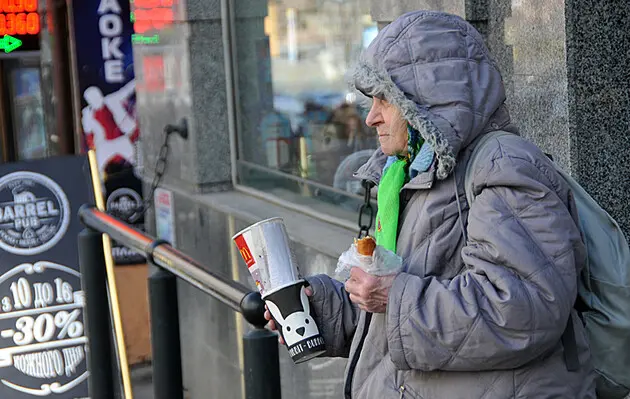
[[307, 10, 596, 399]]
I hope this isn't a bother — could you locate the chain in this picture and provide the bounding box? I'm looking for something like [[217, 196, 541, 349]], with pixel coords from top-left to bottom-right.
[[357, 180, 375, 238], [140, 127, 171, 217]]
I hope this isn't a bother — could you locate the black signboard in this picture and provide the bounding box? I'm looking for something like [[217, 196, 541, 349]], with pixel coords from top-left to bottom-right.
[[0, 156, 92, 398]]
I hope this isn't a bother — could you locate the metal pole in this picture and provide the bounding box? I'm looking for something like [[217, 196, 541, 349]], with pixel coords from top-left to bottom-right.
[[149, 264, 183, 399], [243, 329, 281, 399], [79, 206, 249, 312], [240, 291, 281, 399], [78, 228, 115, 399], [87, 150, 135, 398], [48, 0, 75, 154]]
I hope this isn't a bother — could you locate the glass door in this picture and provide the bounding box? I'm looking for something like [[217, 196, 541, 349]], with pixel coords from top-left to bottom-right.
[[7, 61, 47, 161]]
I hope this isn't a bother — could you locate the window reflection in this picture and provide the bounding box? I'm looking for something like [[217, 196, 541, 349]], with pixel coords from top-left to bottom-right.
[[239, 0, 378, 220]]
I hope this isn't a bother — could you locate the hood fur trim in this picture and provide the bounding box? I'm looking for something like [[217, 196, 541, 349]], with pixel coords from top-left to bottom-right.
[[351, 60, 456, 180]]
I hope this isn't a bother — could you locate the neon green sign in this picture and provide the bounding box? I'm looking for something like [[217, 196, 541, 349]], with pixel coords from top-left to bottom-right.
[[131, 34, 160, 45], [0, 35, 22, 53]]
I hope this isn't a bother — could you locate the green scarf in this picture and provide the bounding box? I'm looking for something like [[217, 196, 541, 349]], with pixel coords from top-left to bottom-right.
[[374, 125, 423, 252]]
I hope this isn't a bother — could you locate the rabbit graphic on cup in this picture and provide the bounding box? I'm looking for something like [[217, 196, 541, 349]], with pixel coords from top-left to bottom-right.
[[265, 286, 319, 347]]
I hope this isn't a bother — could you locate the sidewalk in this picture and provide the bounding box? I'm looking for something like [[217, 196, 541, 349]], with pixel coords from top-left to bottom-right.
[[131, 363, 154, 399]]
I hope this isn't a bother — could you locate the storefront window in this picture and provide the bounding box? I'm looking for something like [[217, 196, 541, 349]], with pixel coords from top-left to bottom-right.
[[235, 0, 378, 221], [9, 67, 47, 161]]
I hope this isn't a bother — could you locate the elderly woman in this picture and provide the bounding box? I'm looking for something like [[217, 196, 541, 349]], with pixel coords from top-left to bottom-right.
[[266, 10, 595, 399]]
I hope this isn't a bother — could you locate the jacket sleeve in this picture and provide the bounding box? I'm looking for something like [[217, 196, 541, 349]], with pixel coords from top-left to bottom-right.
[[306, 274, 360, 358], [386, 154, 585, 371]]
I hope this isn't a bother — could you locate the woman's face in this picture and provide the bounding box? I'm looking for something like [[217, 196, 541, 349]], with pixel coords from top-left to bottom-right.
[[365, 98, 407, 156]]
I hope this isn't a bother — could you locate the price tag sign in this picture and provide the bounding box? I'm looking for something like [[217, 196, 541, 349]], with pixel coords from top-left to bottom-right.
[[0, 156, 91, 398]]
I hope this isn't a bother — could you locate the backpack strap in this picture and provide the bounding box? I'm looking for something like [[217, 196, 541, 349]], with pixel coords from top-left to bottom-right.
[[464, 130, 513, 206], [463, 130, 581, 372]]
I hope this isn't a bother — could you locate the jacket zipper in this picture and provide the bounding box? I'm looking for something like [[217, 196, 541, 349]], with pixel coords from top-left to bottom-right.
[[398, 385, 406, 399], [344, 312, 373, 399]]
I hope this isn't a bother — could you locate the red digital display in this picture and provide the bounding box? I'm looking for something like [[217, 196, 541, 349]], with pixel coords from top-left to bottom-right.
[[0, 0, 37, 13], [0, 12, 40, 36], [0, 0, 40, 36]]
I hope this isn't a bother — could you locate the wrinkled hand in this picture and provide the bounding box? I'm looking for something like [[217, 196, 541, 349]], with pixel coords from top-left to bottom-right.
[[264, 286, 313, 345], [345, 267, 396, 313]]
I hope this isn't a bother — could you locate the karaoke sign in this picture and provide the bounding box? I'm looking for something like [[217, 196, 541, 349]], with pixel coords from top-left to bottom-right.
[[72, 0, 145, 265]]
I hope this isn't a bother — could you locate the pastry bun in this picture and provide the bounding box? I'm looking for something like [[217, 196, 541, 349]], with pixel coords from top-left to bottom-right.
[[356, 236, 376, 256]]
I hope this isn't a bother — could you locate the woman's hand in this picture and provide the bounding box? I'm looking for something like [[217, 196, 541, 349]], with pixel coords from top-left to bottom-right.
[[344, 267, 396, 313], [264, 286, 313, 345]]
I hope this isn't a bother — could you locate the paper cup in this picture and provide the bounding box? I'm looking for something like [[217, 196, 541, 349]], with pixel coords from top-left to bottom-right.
[[263, 281, 326, 363], [232, 217, 301, 296], [233, 218, 325, 363]]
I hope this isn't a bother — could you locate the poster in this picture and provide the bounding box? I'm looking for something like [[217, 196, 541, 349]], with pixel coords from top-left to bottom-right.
[[72, 0, 145, 265], [0, 156, 92, 398], [154, 188, 175, 247]]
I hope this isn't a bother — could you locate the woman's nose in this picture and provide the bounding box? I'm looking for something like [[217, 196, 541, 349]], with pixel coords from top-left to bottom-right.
[[365, 102, 382, 127]]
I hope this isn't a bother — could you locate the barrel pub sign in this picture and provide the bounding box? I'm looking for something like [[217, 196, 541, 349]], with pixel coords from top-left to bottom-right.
[[0, 156, 92, 398]]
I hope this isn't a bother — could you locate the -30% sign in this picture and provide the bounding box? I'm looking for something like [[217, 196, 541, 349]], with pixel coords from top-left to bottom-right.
[[1, 310, 84, 346]]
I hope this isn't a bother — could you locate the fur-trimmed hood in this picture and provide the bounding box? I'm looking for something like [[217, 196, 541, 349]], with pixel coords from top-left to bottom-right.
[[352, 11, 508, 180]]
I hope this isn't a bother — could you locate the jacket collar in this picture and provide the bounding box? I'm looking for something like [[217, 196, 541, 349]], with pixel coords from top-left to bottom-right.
[[353, 148, 436, 190]]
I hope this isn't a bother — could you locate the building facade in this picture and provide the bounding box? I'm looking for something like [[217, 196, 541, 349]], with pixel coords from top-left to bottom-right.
[[1, 0, 626, 397], [133, 0, 630, 398]]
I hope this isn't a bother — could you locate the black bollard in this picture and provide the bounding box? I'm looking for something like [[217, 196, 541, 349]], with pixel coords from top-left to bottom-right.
[[78, 228, 115, 399], [243, 328, 282, 399], [240, 291, 281, 399], [148, 264, 183, 399]]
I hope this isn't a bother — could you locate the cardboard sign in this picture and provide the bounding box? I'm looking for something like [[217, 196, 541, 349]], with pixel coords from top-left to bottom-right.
[[0, 156, 92, 398]]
